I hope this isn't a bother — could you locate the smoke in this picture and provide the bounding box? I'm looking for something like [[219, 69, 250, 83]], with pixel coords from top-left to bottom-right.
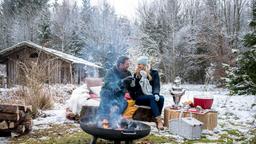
[[95, 88, 127, 128]]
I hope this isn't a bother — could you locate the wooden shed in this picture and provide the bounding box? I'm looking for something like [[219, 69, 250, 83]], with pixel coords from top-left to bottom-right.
[[0, 41, 101, 87]]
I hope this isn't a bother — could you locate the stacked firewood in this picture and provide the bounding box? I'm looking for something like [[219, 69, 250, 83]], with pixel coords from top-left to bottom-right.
[[0, 104, 32, 136]]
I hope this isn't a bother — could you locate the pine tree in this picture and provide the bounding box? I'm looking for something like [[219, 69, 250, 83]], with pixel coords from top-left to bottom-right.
[[227, 0, 256, 95], [0, 0, 49, 45], [0, 7, 4, 49], [138, 0, 181, 82], [243, 0, 256, 47], [51, 0, 84, 56], [38, 7, 52, 46], [68, 30, 84, 56]]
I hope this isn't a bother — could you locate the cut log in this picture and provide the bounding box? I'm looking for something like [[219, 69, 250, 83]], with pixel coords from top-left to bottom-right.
[[21, 113, 32, 132], [19, 105, 32, 113], [0, 113, 19, 121], [15, 125, 25, 134], [9, 122, 15, 129], [17, 105, 27, 112], [0, 105, 19, 114], [0, 121, 8, 129], [0, 104, 33, 136], [18, 110, 26, 122], [25, 105, 32, 113]]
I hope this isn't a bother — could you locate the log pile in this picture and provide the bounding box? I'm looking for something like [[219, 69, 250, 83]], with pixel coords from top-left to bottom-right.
[[0, 104, 32, 136]]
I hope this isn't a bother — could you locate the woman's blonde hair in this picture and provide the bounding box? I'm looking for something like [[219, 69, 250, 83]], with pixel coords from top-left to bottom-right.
[[135, 64, 152, 81]]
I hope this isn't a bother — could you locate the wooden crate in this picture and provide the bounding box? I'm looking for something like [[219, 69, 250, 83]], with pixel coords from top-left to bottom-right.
[[164, 107, 217, 130]]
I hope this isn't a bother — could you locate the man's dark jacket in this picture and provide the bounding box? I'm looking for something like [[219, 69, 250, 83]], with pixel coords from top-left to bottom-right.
[[97, 66, 131, 120]]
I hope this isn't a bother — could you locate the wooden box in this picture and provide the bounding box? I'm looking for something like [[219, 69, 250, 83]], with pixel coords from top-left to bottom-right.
[[164, 107, 217, 130], [170, 115, 203, 139]]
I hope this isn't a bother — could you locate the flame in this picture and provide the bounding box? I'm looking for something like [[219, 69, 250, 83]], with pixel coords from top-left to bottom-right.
[[102, 119, 109, 129]]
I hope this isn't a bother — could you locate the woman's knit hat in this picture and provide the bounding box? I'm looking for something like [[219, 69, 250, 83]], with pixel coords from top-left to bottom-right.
[[137, 56, 149, 65]]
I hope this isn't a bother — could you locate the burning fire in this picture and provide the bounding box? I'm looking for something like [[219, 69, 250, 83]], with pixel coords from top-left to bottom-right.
[[102, 119, 110, 129], [101, 118, 125, 130]]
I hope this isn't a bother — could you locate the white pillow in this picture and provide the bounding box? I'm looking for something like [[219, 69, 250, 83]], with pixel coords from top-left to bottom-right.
[[90, 86, 102, 97]]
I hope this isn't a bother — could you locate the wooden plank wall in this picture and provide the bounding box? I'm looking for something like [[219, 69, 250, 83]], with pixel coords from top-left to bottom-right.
[[5, 45, 97, 86]]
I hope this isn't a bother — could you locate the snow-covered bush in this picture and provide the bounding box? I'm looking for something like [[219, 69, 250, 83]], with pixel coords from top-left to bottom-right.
[[225, 50, 256, 95]]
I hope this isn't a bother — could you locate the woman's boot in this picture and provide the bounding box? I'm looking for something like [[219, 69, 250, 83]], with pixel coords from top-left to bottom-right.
[[155, 116, 164, 130]]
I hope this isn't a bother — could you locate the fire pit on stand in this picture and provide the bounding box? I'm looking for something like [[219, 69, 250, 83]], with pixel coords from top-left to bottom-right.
[[80, 116, 151, 144]]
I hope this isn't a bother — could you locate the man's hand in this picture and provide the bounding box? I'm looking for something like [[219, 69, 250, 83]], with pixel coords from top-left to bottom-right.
[[121, 76, 134, 83], [154, 94, 160, 101]]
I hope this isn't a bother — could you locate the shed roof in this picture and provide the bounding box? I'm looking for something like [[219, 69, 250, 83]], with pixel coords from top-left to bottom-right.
[[0, 41, 101, 68]]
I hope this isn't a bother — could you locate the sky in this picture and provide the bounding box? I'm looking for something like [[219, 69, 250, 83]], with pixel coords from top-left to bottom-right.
[[94, 0, 140, 20], [88, 0, 144, 20], [51, 0, 144, 20], [0, 0, 150, 20]]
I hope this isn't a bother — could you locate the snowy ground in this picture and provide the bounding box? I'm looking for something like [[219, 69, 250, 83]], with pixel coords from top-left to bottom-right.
[[0, 84, 255, 143], [154, 84, 256, 142]]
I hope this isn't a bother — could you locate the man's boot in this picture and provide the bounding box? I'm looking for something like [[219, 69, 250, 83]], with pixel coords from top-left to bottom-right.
[[155, 116, 164, 130]]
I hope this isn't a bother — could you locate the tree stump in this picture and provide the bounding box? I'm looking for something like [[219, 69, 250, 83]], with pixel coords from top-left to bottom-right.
[[66, 106, 98, 121], [80, 106, 98, 119]]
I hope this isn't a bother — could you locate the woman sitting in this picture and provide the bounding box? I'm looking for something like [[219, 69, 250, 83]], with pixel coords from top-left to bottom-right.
[[128, 56, 165, 130]]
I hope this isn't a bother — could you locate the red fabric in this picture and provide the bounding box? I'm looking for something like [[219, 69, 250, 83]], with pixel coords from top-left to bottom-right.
[[124, 92, 131, 100], [89, 93, 98, 98], [89, 93, 100, 101]]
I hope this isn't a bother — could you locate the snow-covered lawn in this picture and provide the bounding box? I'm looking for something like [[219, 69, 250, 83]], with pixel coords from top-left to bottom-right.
[[157, 84, 256, 142], [0, 84, 255, 143]]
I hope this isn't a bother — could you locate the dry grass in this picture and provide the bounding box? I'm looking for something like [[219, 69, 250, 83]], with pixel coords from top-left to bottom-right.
[[6, 86, 54, 117], [15, 57, 57, 117]]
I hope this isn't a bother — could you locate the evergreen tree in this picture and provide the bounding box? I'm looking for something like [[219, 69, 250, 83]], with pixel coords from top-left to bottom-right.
[[226, 49, 256, 95], [12, 0, 49, 42], [68, 30, 84, 56], [0, 6, 4, 49], [38, 6, 52, 46], [0, 0, 18, 47], [243, 0, 256, 47], [51, 0, 84, 56], [138, 0, 180, 82], [80, 1, 132, 71], [227, 0, 256, 95], [0, 0, 49, 45]]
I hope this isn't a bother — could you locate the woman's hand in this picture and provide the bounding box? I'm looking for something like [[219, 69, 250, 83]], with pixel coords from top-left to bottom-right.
[[140, 70, 147, 78], [154, 94, 160, 101]]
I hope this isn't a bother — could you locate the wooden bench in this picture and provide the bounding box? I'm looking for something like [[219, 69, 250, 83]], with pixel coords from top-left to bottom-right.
[[132, 105, 154, 122], [71, 78, 155, 122]]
